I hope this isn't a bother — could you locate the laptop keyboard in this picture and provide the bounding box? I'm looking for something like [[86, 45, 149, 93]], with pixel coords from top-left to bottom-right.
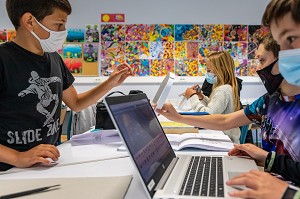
[[179, 156, 224, 197]]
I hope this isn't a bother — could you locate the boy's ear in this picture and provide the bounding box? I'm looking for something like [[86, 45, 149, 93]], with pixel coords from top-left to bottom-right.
[[20, 12, 35, 31]]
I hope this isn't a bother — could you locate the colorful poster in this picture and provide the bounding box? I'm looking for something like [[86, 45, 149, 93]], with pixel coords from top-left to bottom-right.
[[125, 42, 149, 59], [0, 29, 7, 42], [150, 59, 175, 76], [7, 30, 16, 41], [199, 24, 224, 42], [175, 59, 198, 76], [127, 59, 150, 76], [175, 24, 199, 41], [101, 14, 125, 22], [62, 44, 82, 58], [83, 43, 98, 62], [198, 59, 207, 76], [85, 24, 99, 42], [198, 41, 224, 59], [101, 41, 124, 60], [63, 58, 82, 74], [247, 59, 259, 76], [149, 24, 174, 42], [125, 24, 150, 41], [248, 25, 270, 59], [150, 42, 164, 59], [224, 41, 248, 75], [66, 28, 85, 42], [175, 42, 187, 59], [224, 25, 248, 42], [101, 58, 124, 76], [101, 24, 125, 41]]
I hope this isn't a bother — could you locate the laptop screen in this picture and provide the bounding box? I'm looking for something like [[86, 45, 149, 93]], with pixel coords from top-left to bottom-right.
[[105, 94, 175, 196]]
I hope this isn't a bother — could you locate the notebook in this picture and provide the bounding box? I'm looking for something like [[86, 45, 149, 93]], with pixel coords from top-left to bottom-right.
[[104, 93, 257, 199], [152, 72, 175, 109]]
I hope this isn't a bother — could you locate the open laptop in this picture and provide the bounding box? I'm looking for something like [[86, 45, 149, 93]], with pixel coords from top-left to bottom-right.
[[104, 93, 257, 199], [152, 72, 175, 109]]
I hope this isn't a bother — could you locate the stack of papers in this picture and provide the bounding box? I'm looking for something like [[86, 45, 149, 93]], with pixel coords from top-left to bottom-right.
[[71, 129, 121, 146]]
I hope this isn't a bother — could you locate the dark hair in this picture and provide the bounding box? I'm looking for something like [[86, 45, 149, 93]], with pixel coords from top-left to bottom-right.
[[262, 0, 300, 27], [6, 0, 72, 30], [258, 33, 280, 57]]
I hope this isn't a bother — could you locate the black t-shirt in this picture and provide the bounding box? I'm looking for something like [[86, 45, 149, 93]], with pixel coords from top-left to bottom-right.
[[0, 42, 74, 171]]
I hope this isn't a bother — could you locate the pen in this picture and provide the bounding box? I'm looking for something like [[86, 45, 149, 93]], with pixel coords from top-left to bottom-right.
[[0, 184, 60, 199]]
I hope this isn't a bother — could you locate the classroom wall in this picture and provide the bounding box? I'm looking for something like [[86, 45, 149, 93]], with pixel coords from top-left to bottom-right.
[[0, 0, 269, 100]]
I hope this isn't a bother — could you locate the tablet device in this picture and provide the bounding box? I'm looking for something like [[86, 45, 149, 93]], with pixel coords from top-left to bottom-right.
[[152, 72, 175, 109]]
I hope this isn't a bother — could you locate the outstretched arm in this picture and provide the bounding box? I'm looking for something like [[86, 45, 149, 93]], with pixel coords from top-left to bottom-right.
[[63, 63, 132, 112], [156, 102, 251, 130]]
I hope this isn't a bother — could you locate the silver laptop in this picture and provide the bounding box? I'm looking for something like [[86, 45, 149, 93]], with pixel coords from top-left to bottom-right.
[[104, 93, 257, 199]]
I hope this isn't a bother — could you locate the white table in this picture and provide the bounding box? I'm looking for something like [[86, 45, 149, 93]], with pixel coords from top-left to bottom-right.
[[0, 131, 230, 199]]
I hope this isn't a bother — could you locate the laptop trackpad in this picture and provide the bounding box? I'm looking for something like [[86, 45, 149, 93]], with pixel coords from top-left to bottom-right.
[[228, 172, 248, 190]]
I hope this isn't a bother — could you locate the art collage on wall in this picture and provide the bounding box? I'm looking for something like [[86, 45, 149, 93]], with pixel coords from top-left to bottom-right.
[[101, 24, 270, 77], [0, 24, 269, 77]]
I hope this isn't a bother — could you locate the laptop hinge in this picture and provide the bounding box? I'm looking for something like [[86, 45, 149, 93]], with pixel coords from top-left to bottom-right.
[[155, 157, 179, 191]]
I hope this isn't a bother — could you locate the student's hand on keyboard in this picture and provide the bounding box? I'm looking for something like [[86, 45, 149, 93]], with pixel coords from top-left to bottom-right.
[[226, 170, 288, 199], [228, 144, 268, 166]]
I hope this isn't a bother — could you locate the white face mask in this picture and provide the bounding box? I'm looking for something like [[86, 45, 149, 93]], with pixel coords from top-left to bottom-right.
[[31, 18, 67, 52]]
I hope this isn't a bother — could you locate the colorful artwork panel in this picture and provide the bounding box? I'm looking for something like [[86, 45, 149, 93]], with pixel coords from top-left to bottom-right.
[[198, 41, 224, 59], [187, 42, 198, 59], [125, 42, 149, 59], [199, 24, 224, 42], [63, 58, 83, 74], [7, 30, 16, 41], [101, 41, 125, 59], [224, 25, 248, 42], [125, 24, 150, 41], [85, 24, 99, 42], [150, 42, 164, 59], [127, 59, 150, 76], [248, 25, 270, 59], [101, 58, 124, 76], [150, 59, 175, 76], [198, 59, 207, 76], [224, 42, 248, 75], [83, 43, 98, 62], [62, 44, 82, 58], [149, 24, 174, 42], [224, 42, 248, 60], [66, 28, 85, 42], [0, 30, 7, 42], [234, 59, 248, 76], [101, 24, 125, 41], [175, 42, 187, 59], [175, 25, 199, 41], [247, 59, 259, 76], [163, 42, 174, 59], [175, 59, 199, 76]]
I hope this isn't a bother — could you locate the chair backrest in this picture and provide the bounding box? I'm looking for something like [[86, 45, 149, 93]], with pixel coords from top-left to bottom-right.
[[239, 124, 249, 144]]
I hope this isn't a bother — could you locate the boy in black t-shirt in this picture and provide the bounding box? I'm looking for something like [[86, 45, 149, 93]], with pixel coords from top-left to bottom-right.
[[0, 0, 132, 171]]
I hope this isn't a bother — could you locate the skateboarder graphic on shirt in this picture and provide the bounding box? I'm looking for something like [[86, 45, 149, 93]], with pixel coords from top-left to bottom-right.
[[18, 71, 61, 126]]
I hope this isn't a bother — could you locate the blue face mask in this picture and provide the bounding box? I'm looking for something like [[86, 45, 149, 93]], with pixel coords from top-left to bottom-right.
[[279, 48, 300, 86], [205, 72, 217, 84]]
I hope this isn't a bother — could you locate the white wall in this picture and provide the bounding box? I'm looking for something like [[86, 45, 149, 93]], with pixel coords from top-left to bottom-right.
[[0, 0, 269, 100]]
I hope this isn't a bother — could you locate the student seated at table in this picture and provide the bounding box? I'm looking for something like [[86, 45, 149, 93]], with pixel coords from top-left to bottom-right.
[[156, 10, 300, 186], [0, 0, 132, 171], [181, 50, 241, 143]]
